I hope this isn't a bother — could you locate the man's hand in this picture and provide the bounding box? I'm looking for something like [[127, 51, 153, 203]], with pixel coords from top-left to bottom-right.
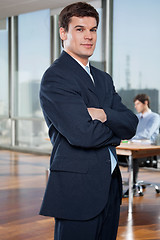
[[87, 108, 107, 123]]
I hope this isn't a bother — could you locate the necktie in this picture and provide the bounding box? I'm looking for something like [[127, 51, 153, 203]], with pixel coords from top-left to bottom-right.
[[85, 66, 95, 85], [85, 66, 90, 75]]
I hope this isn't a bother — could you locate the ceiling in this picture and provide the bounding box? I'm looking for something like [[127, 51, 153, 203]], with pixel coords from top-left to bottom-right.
[[0, 0, 98, 20]]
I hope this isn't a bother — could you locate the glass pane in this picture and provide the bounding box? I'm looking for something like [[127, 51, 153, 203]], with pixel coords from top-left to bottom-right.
[[0, 119, 11, 145], [16, 119, 52, 150], [113, 0, 160, 114], [17, 9, 50, 117], [0, 19, 8, 116]]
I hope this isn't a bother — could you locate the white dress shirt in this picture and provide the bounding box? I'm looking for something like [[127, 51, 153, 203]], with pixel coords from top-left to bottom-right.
[[132, 109, 160, 143]]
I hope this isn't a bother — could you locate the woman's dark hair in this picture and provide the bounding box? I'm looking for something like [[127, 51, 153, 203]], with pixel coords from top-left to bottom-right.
[[134, 94, 150, 108], [59, 2, 99, 32]]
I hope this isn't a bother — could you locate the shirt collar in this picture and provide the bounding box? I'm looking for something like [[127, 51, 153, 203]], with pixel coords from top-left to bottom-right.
[[70, 55, 90, 70], [139, 109, 152, 118], [68, 54, 95, 84]]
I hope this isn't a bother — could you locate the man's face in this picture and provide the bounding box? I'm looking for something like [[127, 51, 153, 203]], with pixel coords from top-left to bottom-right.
[[60, 16, 97, 65], [134, 100, 146, 113]]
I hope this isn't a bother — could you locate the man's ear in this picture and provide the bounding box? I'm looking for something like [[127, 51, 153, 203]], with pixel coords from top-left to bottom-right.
[[144, 100, 148, 106], [59, 27, 67, 41]]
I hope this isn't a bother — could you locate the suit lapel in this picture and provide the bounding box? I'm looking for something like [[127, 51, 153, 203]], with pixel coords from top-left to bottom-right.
[[74, 65, 96, 95], [60, 51, 97, 95], [90, 66, 106, 108], [59, 51, 106, 108]]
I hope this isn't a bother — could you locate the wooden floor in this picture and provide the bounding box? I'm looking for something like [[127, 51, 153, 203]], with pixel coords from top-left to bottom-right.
[[0, 150, 160, 240]]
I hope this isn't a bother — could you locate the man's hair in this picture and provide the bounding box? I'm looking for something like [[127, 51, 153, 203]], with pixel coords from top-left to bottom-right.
[[134, 94, 150, 108], [59, 2, 99, 32]]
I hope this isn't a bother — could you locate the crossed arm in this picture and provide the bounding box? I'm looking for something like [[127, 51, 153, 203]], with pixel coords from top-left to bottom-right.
[[87, 108, 107, 123], [40, 69, 138, 148]]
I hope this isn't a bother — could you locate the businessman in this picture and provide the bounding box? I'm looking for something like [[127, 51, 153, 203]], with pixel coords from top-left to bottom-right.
[[132, 94, 160, 184], [39, 2, 138, 240]]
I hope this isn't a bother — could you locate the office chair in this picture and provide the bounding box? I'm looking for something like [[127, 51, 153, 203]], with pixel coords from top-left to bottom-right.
[[119, 155, 160, 197]]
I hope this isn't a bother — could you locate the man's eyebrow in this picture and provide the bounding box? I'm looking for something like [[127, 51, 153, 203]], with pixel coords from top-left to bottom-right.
[[74, 25, 84, 28], [74, 25, 97, 29]]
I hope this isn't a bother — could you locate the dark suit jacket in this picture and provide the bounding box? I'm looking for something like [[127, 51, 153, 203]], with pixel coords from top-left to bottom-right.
[[39, 51, 138, 220]]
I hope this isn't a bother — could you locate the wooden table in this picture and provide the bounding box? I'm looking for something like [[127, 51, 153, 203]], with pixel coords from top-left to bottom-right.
[[116, 142, 160, 213]]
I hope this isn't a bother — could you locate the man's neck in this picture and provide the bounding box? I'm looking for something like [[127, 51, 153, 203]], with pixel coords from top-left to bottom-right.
[[64, 50, 89, 66], [141, 107, 150, 115]]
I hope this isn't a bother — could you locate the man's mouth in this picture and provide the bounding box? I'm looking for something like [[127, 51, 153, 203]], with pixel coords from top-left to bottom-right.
[[81, 43, 93, 48]]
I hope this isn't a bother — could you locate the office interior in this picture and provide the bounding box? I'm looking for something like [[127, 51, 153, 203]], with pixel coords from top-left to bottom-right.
[[0, 0, 160, 239], [0, 0, 160, 154]]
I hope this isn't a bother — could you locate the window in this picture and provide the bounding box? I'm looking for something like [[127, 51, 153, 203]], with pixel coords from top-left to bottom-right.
[[0, 19, 9, 116], [17, 9, 50, 118], [113, 0, 160, 114], [14, 9, 51, 150], [0, 19, 11, 145]]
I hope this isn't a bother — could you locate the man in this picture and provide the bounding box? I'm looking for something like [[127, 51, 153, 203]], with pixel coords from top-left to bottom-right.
[[39, 2, 138, 240], [131, 94, 160, 184], [132, 94, 160, 143]]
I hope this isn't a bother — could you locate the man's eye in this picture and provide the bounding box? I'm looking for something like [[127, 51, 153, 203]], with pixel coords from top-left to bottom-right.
[[91, 28, 97, 32], [76, 28, 83, 32]]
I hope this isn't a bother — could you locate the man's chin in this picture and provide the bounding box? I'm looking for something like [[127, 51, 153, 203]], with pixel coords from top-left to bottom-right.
[[81, 52, 94, 59]]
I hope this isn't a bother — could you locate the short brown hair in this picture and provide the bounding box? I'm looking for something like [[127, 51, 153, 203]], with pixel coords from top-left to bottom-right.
[[134, 94, 150, 108], [59, 2, 99, 32]]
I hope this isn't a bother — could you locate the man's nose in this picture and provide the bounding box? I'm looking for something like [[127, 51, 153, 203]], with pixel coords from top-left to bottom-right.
[[84, 30, 92, 39]]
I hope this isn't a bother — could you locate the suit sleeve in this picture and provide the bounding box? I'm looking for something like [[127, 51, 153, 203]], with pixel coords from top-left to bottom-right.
[[40, 69, 121, 148], [103, 75, 138, 140]]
